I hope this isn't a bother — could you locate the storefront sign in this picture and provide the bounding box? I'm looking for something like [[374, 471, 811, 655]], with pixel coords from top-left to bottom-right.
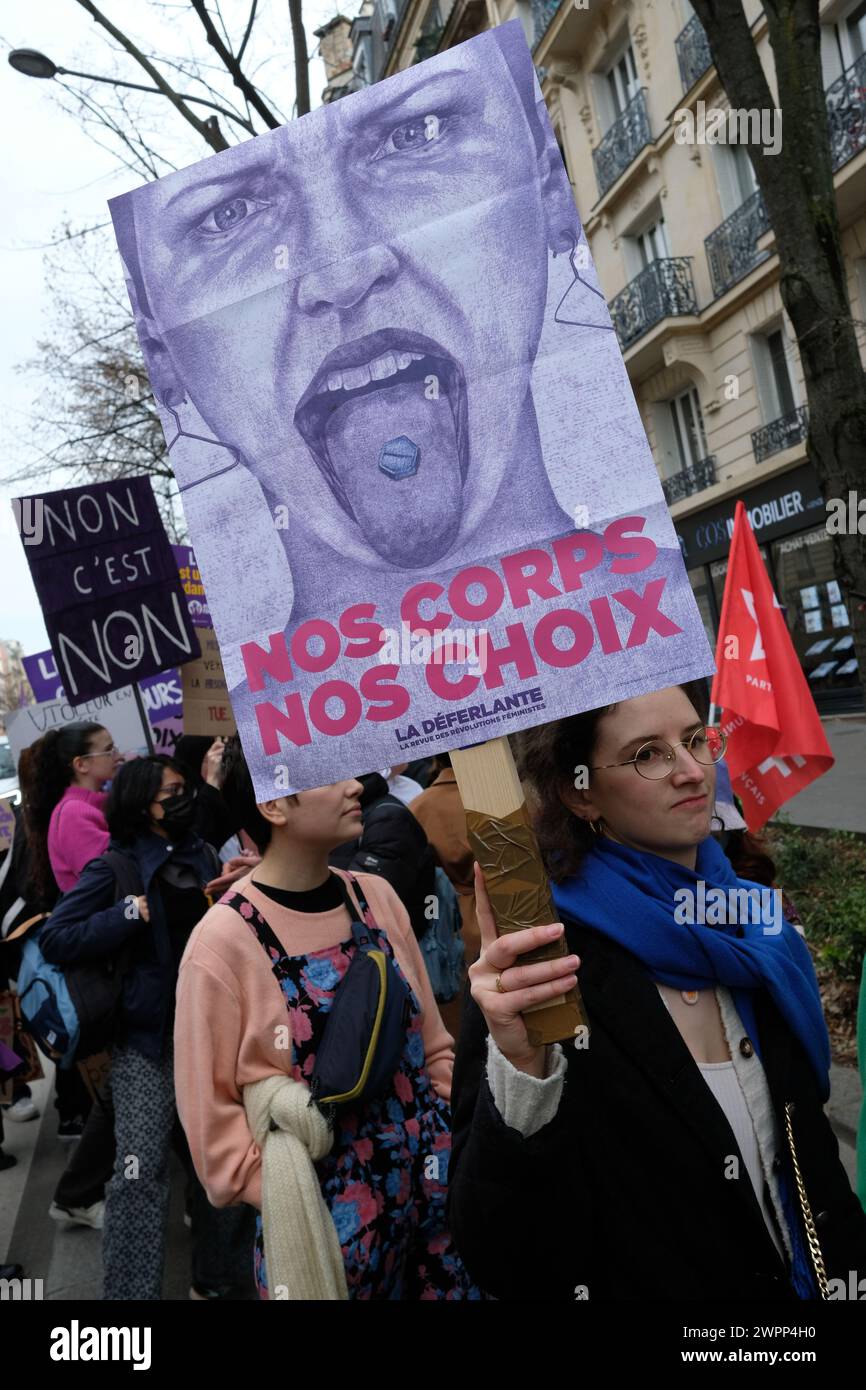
[[676, 463, 824, 565]]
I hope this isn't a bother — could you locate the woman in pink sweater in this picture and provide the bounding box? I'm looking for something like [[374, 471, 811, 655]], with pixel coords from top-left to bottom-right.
[[174, 737, 479, 1300], [27, 722, 124, 897]]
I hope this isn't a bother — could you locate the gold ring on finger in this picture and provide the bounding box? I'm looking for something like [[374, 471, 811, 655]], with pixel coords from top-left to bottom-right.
[[495, 974, 506, 994]]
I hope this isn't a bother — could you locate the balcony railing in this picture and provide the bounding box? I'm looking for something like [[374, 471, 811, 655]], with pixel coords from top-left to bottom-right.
[[675, 13, 713, 92], [592, 89, 652, 198], [704, 189, 771, 298], [662, 456, 717, 505], [608, 257, 698, 350], [826, 51, 866, 171], [751, 405, 809, 463], [531, 0, 562, 47]]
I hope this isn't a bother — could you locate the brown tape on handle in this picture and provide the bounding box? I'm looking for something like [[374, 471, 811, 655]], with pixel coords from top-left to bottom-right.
[[466, 804, 589, 1046]]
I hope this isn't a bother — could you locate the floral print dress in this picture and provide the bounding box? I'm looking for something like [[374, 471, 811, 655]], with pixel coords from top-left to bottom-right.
[[223, 882, 481, 1301]]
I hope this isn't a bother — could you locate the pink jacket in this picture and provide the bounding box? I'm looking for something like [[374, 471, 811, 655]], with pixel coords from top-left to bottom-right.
[[47, 786, 110, 892], [174, 870, 455, 1210]]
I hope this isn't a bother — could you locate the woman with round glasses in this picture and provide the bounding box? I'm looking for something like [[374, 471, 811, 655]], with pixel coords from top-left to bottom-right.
[[448, 682, 866, 1301]]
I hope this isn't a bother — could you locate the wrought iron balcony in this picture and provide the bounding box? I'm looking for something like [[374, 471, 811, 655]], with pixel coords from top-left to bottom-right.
[[608, 257, 698, 350], [661, 456, 717, 505], [704, 189, 771, 298], [751, 405, 809, 463], [826, 52, 866, 171], [531, 0, 562, 47], [675, 13, 713, 92], [592, 89, 652, 198]]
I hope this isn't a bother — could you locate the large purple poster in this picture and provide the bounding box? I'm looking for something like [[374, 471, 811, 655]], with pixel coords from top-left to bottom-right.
[[14, 478, 200, 704], [110, 21, 713, 800]]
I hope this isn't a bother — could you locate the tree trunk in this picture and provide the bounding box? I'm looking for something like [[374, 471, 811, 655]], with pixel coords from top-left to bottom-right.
[[290, 0, 311, 117], [690, 0, 866, 694]]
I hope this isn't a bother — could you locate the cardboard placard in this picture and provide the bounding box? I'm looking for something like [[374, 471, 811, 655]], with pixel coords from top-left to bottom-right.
[[181, 627, 236, 737]]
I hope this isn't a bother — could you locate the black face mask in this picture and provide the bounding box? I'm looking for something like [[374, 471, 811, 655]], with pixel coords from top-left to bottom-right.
[[157, 790, 197, 843]]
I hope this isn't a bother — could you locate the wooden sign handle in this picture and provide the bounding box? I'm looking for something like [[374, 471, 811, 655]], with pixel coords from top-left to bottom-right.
[[450, 737, 588, 1047]]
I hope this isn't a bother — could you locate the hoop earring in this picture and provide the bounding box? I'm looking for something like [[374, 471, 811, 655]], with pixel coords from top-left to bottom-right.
[[710, 810, 725, 833], [589, 817, 605, 838]]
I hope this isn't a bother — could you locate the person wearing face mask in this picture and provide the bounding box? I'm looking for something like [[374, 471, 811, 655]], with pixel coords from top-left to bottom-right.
[[448, 681, 866, 1302], [37, 756, 221, 1299]]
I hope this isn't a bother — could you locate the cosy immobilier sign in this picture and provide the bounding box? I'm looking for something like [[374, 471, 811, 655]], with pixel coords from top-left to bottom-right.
[[111, 21, 714, 799]]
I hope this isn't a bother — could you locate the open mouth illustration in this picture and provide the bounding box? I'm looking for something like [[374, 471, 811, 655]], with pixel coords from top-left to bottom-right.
[[294, 329, 469, 516]]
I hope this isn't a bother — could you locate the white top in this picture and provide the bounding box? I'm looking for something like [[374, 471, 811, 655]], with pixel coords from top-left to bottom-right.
[[696, 1059, 786, 1262], [486, 984, 792, 1266]]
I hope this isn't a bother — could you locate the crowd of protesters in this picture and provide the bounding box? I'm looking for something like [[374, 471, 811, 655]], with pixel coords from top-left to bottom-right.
[[2, 684, 866, 1300]]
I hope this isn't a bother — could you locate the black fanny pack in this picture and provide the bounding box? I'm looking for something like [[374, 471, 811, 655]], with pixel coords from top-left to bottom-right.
[[225, 873, 413, 1113]]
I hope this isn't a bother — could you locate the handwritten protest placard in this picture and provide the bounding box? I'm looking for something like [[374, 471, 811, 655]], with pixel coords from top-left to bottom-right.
[[181, 628, 236, 737], [110, 22, 713, 801], [5, 685, 151, 765], [14, 478, 200, 705]]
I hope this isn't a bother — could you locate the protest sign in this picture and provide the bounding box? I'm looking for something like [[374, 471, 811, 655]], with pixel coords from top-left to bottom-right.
[[138, 668, 182, 724], [172, 544, 211, 627], [24, 648, 181, 730], [5, 685, 151, 765], [150, 713, 183, 755], [14, 477, 200, 704], [181, 628, 236, 737], [110, 22, 713, 802], [0, 797, 15, 853], [22, 650, 65, 703]]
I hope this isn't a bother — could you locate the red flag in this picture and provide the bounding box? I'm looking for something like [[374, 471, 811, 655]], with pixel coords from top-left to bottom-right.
[[711, 500, 833, 831]]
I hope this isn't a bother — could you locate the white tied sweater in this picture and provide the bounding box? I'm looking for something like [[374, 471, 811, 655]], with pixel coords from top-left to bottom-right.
[[486, 984, 792, 1264]]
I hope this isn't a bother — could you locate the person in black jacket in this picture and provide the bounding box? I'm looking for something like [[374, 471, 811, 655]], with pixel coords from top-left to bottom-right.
[[448, 681, 866, 1302], [38, 755, 221, 1300], [329, 772, 436, 939]]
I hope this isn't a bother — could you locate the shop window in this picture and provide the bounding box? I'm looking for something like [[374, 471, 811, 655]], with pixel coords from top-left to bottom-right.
[[772, 526, 859, 698]]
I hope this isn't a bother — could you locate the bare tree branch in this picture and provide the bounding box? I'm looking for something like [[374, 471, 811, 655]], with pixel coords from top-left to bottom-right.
[[189, 0, 280, 128], [74, 0, 230, 151]]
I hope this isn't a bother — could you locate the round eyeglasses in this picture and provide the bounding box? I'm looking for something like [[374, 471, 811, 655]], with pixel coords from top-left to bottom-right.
[[590, 726, 727, 781]]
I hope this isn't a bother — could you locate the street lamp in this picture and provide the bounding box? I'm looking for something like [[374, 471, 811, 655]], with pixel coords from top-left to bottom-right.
[[7, 46, 240, 123], [8, 49, 58, 79]]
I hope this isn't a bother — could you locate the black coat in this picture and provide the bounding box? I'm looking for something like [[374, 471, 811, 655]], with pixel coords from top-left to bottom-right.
[[447, 920, 866, 1301], [38, 831, 218, 1060], [329, 774, 435, 939]]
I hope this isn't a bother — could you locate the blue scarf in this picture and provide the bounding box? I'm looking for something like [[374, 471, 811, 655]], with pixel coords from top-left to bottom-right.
[[552, 835, 830, 1299]]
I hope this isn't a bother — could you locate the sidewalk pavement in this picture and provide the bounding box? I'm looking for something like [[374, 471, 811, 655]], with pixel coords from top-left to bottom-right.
[[780, 715, 866, 834]]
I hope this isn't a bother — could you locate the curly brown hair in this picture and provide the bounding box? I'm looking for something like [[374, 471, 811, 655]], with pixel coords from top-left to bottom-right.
[[513, 680, 711, 882]]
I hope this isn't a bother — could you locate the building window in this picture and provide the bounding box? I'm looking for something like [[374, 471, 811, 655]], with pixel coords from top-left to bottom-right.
[[656, 384, 707, 479], [624, 212, 671, 279], [595, 38, 640, 131], [712, 142, 759, 220], [752, 326, 798, 423], [821, 0, 866, 84]]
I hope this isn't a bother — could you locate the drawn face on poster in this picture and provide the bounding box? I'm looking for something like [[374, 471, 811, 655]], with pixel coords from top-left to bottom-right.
[[112, 22, 713, 796], [112, 25, 608, 613]]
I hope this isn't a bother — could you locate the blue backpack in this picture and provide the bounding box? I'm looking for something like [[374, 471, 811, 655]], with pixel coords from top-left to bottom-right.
[[16, 850, 142, 1068], [419, 868, 465, 1004]]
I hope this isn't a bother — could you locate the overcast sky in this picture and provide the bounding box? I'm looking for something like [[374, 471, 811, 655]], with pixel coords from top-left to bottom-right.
[[0, 0, 342, 661]]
